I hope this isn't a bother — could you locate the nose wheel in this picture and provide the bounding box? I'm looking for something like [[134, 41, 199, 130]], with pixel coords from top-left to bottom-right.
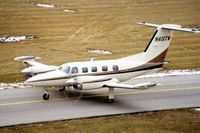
[[43, 92, 49, 100]]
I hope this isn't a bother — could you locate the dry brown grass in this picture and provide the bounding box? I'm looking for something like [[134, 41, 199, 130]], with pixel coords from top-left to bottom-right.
[[0, 0, 200, 82]]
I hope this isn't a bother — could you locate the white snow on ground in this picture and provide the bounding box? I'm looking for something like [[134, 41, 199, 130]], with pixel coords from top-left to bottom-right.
[[195, 108, 200, 111], [87, 48, 112, 54], [0, 35, 34, 43], [37, 4, 54, 8], [64, 9, 77, 13], [135, 69, 200, 79], [0, 83, 31, 90], [0, 69, 200, 90]]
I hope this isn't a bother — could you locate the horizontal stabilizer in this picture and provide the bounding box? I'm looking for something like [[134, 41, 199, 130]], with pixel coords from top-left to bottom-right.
[[138, 22, 200, 33]]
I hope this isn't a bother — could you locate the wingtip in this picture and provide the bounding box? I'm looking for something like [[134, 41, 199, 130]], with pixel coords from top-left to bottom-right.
[[137, 21, 146, 25]]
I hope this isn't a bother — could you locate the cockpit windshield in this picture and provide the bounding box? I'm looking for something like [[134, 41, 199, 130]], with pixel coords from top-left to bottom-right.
[[59, 66, 71, 73]]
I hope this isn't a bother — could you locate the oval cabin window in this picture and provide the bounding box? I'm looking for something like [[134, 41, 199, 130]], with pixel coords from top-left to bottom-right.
[[112, 65, 119, 71], [82, 67, 88, 73], [91, 66, 97, 72], [102, 66, 108, 71]]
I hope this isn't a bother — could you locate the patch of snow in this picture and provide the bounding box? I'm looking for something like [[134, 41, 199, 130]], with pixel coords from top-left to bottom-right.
[[185, 25, 200, 32], [195, 108, 200, 111], [64, 9, 77, 13], [87, 48, 112, 55], [135, 69, 200, 79], [0, 35, 34, 43], [37, 3, 54, 8], [0, 83, 30, 90]]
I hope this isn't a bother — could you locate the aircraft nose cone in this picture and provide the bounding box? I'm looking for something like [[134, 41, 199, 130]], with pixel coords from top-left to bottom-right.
[[24, 70, 67, 87]]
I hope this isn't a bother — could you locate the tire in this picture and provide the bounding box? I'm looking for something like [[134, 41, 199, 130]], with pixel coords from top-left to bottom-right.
[[106, 96, 114, 103], [43, 93, 49, 100], [59, 87, 65, 92]]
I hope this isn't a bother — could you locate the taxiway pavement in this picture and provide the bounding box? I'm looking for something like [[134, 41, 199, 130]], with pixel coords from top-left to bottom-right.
[[0, 74, 200, 127]]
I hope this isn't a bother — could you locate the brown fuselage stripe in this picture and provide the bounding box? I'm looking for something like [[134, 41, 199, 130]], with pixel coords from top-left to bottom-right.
[[149, 49, 168, 63], [29, 64, 163, 83]]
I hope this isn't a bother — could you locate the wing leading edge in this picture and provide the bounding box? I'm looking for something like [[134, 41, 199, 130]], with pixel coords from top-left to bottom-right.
[[103, 82, 156, 89], [65, 75, 157, 90]]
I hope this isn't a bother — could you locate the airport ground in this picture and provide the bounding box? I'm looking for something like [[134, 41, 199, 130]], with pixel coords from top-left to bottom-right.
[[0, 0, 200, 132], [1, 109, 200, 133]]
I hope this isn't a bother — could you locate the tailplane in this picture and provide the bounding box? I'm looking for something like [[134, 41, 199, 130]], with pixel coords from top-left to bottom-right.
[[138, 22, 199, 63]]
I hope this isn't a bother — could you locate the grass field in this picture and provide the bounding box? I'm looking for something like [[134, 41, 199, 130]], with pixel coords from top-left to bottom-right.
[[0, 0, 200, 82], [0, 0, 200, 132], [1, 109, 200, 133]]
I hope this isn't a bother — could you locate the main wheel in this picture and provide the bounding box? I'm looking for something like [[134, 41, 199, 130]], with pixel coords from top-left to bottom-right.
[[59, 87, 65, 92], [43, 93, 49, 100], [106, 96, 114, 103]]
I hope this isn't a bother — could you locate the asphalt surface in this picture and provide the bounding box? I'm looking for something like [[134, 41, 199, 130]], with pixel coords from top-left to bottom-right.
[[0, 74, 200, 127]]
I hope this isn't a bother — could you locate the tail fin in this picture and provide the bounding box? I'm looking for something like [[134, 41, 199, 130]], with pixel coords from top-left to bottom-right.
[[139, 22, 200, 63]]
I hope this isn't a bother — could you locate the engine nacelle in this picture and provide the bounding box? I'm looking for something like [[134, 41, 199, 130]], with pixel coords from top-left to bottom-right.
[[65, 76, 119, 90], [73, 84, 83, 90]]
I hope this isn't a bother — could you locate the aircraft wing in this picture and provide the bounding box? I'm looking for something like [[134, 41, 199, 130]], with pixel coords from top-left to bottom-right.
[[65, 75, 156, 90], [14, 56, 45, 66], [15, 56, 58, 76], [103, 82, 156, 89]]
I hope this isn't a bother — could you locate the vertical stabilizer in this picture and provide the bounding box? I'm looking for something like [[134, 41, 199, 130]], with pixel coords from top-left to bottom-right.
[[139, 22, 199, 63], [143, 27, 173, 63]]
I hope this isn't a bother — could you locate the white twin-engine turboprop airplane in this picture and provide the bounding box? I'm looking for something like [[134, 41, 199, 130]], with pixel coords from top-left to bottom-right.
[[17, 22, 199, 103]]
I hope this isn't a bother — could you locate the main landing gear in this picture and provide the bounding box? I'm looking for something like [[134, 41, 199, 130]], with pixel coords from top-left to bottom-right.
[[42, 87, 115, 103], [59, 87, 65, 92], [43, 91, 49, 100], [106, 87, 114, 103]]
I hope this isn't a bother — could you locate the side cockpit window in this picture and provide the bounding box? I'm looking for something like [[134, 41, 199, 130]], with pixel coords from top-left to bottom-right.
[[71, 67, 78, 74], [60, 66, 71, 73]]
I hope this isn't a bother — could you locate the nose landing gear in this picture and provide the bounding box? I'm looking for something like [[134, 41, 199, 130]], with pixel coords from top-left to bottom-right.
[[43, 91, 49, 100]]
